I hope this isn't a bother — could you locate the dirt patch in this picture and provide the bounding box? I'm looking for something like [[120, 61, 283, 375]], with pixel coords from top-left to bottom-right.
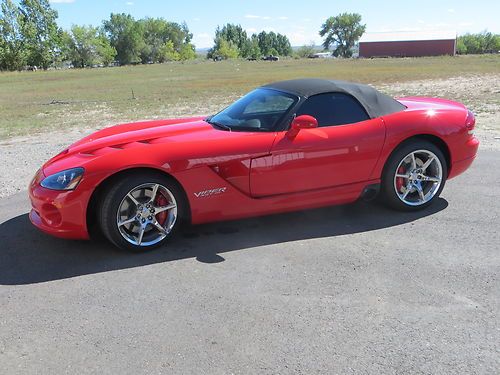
[[0, 76, 498, 199], [379, 74, 500, 148]]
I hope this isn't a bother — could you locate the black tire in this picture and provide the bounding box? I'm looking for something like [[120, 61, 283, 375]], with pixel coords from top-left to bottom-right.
[[381, 140, 447, 211], [98, 171, 186, 252]]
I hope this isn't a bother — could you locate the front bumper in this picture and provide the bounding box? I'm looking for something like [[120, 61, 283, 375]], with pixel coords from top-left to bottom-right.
[[28, 177, 90, 240]]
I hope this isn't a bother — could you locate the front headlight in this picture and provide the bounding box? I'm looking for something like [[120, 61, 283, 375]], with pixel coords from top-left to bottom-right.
[[40, 167, 84, 191]]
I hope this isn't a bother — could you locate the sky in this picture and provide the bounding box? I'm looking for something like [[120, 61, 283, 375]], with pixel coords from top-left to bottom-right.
[[48, 0, 500, 48]]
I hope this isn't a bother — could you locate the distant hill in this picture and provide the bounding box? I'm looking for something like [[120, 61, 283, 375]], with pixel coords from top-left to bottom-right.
[[195, 48, 210, 56]]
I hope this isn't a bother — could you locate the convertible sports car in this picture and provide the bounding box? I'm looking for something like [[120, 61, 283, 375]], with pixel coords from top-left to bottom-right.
[[29, 79, 479, 251]]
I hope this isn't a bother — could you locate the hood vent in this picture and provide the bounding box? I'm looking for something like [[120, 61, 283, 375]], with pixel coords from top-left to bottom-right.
[[77, 140, 156, 157]]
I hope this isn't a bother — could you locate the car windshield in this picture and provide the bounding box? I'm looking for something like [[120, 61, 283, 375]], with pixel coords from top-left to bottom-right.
[[206, 88, 298, 132]]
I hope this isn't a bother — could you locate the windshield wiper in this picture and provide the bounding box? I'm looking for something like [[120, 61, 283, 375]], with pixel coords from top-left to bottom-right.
[[205, 117, 232, 132]]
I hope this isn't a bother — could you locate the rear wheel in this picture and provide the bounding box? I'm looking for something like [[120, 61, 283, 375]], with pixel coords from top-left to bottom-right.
[[381, 140, 447, 211], [98, 172, 184, 251]]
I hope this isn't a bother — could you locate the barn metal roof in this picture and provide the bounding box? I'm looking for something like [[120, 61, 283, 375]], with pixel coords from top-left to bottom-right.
[[359, 30, 457, 43], [261, 79, 406, 118]]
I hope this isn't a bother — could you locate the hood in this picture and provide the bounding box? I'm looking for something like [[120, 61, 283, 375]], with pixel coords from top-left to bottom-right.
[[46, 117, 219, 165], [68, 116, 208, 152], [42, 116, 277, 176]]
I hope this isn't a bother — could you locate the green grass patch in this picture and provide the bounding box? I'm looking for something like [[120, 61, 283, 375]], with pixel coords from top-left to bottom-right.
[[0, 54, 499, 138]]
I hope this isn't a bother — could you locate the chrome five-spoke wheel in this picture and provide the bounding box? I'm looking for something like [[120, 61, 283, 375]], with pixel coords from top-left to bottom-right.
[[381, 140, 447, 211], [394, 150, 443, 206], [117, 183, 177, 246], [98, 172, 184, 251]]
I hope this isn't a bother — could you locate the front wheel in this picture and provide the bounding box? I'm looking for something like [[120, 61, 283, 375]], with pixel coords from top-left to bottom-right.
[[381, 140, 447, 211], [98, 172, 185, 251]]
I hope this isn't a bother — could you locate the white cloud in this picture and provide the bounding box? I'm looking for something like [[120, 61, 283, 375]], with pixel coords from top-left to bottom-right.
[[193, 18, 201, 22], [49, 0, 75, 3], [278, 16, 289, 20], [126, 1, 133, 5], [447, 8, 455, 13], [244, 14, 272, 20]]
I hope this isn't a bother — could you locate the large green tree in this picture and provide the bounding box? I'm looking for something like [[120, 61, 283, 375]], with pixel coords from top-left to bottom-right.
[[256, 31, 291, 56], [207, 23, 248, 59], [319, 12, 365, 57], [207, 24, 291, 59], [0, 0, 27, 70], [138, 18, 195, 63], [104, 15, 195, 65], [245, 35, 261, 59], [103, 13, 144, 65], [139, 17, 166, 63], [19, 0, 61, 68], [63, 25, 116, 68], [276, 33, 292, 56]]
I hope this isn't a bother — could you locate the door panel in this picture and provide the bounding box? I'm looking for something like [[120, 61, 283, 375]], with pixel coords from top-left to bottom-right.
[[250, 118, 386, 197]]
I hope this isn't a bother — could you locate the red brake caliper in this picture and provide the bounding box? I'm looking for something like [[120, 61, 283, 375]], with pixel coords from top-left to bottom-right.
[[396, 166, 405, 191], [154, 193, 168, 225]]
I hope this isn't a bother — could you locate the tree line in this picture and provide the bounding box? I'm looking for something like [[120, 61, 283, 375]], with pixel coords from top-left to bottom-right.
[[0, 0, 195, 71], [207, 23, 292, 59], [0, 6, 381, 70], [206, 14, 368, 60], [1, 1, 498, 72], [457, 31, 500, 54]]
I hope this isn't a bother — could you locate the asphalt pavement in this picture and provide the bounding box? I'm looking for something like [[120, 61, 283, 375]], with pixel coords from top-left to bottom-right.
[[0, 150, 498, 374]]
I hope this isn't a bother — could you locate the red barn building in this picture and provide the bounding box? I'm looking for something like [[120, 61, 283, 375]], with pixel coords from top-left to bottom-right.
[[359, 31, 457, 58]]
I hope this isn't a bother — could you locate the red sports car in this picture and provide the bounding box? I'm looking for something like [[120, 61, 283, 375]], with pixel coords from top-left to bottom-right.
[[29, 79, 479, 251]]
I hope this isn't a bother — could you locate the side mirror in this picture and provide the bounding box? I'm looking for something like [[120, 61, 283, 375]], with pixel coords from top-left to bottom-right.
[[287, 115, 318, 138]]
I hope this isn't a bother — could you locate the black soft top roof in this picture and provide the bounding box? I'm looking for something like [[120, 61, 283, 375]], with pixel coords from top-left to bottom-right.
[[261, 78, 405, 118]]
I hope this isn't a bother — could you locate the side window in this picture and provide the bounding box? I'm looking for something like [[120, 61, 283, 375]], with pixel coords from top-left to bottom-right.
[[296, 93, 369, 127]]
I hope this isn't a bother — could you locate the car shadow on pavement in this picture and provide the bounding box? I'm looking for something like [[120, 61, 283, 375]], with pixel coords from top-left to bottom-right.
[[0, 199, 448, 285]]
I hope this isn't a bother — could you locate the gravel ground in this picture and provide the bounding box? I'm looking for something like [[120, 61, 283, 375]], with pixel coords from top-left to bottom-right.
[[1, 75, 499, 198], [0, 75, 499, 374], [0, 150, 498, 374]]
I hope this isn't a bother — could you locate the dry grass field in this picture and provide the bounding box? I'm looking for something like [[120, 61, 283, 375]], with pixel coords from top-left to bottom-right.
[[1, 54, 499, 375], [0, 55, 499, 198], [0, 54, 499, 139]]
